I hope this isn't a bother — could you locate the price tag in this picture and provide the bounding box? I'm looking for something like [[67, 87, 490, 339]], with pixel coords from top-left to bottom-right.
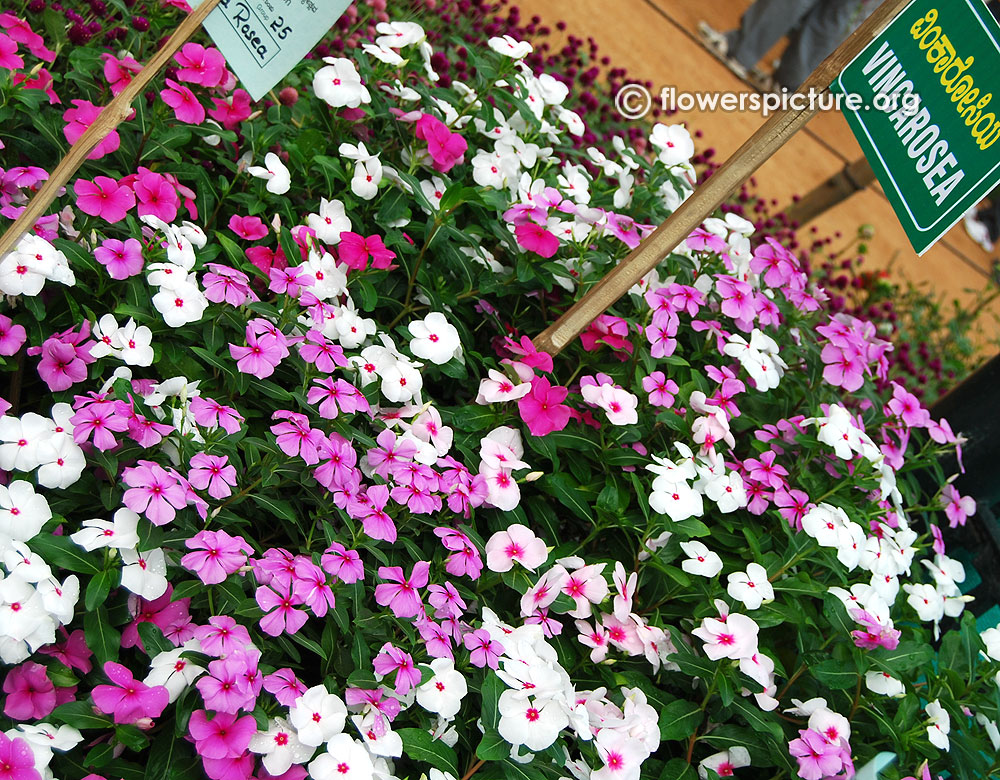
[[193, 0, 351, 101]]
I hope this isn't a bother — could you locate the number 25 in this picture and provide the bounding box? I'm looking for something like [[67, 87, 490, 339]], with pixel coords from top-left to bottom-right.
[[270, 16, 291, 39]]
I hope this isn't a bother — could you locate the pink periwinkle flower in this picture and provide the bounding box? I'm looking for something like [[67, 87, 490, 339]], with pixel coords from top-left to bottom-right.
[[0, 733, 42, 780], [202, 263, 257, 306], [941, 484, 975, 528], [160, 78, 206, 124], [415, 113, 467, 173], [193, 616, 252, 658], [298, 329, 348, 373], [307, 376, 369, 419], [271, 410, 325, 465], [173, 43, 227, 88], [100, 52, 142, 96], [38, 629, 93, 673], [208, 89, 253, 130], [514, 222, 559, 258], [517, 376, 572, 437], [2, 662, 56, 721], [187, 453, 238, 499], [70, 395, 128, 450], [182, 529, 252, 585], [74, 176, 135, 224], [372, 643, 421, 695], [788, 728, 849, 780], [580, 314, 633, 354], [338, 232, 396, 272], [189, 710, 257, 760], [94, 237, 144, 280], [196, 652, 259, 713], [30, 323, 96, 392], [320, 543, 364, 583], [375, 562, 429, 618], [189, 396, 245, 435], [0, 314, 25, 356], [256, 584, 308, 636], [463, 628, 504, 669], [122, 460, 187, 526], [750, 236, 799, 288], [63, 100, 120, 159], [262, 668, 306, 707], [268, 264, 314, 298], [228, 214, 269, 241], [92, 662, 169, 724], [132, 168, 180, 223], [642, 371, 679, 408], [0, 32, 23, 70], [291, 559, 336, 617]]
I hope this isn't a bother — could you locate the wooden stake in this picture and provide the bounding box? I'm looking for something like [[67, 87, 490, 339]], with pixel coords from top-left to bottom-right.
[[0, 0, 223, 261], [533, 0, 912, 356]]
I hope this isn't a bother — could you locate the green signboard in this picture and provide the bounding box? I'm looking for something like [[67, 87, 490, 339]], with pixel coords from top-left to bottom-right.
[[833, 0, 1000, 255]]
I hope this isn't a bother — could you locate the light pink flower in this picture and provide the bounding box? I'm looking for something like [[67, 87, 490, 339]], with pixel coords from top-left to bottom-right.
[[94, 237, 143, 280], [182, 529, 252, 585], [187, 453, 238, 499], [484, 524, 547, 572], [375, 562, 429, 618]]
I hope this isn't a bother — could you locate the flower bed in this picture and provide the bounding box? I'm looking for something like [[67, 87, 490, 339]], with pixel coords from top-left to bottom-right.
[[0, 3, 998, 780]]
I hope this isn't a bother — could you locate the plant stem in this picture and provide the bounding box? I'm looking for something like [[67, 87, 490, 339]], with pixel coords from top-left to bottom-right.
[[460, 759, 484, 780]]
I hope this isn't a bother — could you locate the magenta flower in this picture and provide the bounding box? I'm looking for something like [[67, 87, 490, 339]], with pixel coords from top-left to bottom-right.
[[182, 529, 252, 585], [463, 628, 504, 669], [121, 588, 193, 650], [749, 237, 799, 288], [517, 376, 572, 437], [820, 343, 866, 393], [187, 454, 238, 499], [375, 562, 430, 618], [74, 176, 135, 224], [160, 78, 206, 124], [686, 226, 727, 254], [503, 335, 554, 372], [366, 429, 419, 480], [514, 222, 559, 258], [229, 328, 285, 380], [196, 654, 257, 713], [307, 376, 369, 419], [2, 662, 56, 721], [0, 733, 42, 780], [268, 264, 314, 298], [941, 484, 975, 528], [744, 450, 788, 490], [320, 543, 364, 583], [0, 33, 23, 70], [773, 488, 813, 530], [642, 371, 679, 408], [208, 88, 253, 129], [359, 484, 396, 543], [271, 411, 325, 465], [92, 662, 169, 725], [101, 52, 142, 96], [189, 396, 244, 435], [227, 214, 269, 241], [262, 668, 306, 706], [192, 616, 252, 658], [850, 609, 901, 650], [0, 314, 25, 356], [292, 559, 336, 617], [415, 113, 468, 172], [132, 168, 180, 223], [34, 338, 88, 392], [256, 584, 308, 636], [338, 232, 396, 272], [63, 100, 120, 159], [373, 643, 421, 695], [788, 728, 846, 780], [715, 274, 757, 326], [299, 329, 348, 373], [886, 381, 931, 428], [38, 629, 93, 673], [94, 237, 144, 280], [70, 397, 128, 451], [188, 710, 256, 759], [122, 460, 187, 526], [174, 43, 227, 88], [203, 263, 257, 306]]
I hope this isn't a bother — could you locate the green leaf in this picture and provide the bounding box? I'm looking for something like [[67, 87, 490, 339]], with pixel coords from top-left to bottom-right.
[[137, 623, 174, 658], [870, 641, 934, 674], [481, 672, 503, 730], [144, 731, 202, 779], [727, 695, 784, 741], [397, 728, 459, 776], [658, 699, 702, 740], [85, 607, 121, 666], [85, 568, 117, 612], [190, 346, 235, 378], [250, 493, 299, 523], [541, 473, 593, 523], [115, 725, 148, 752], [50, 700, 114, 730], [476, 729, 509, 761], [659, 759, 697, 780], [810, 659, 859, 691], [28, 533, 101, 574]]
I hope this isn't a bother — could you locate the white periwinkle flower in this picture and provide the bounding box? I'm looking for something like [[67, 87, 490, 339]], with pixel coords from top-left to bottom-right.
[[408, 312, 461, 365], [313, 58, 371, 108], [248, 152, 291, 195]]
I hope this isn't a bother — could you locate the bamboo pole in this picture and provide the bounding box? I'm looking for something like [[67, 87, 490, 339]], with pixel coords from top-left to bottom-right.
[[533, 0, 913, 356], [0, 0, 223, 261]]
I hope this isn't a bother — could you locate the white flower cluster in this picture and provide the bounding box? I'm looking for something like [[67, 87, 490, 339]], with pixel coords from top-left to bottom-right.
[[0, 233, 74, 296], [3, 722, 83, 779], [142, 215, 209, 327], [646, 441, 748, 522], [479, 613, 661, 780], [91, 313, 154, 366], [723, 329, 787, 392], [0, 479, 79, 663], [0, 404, 86, 489]]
